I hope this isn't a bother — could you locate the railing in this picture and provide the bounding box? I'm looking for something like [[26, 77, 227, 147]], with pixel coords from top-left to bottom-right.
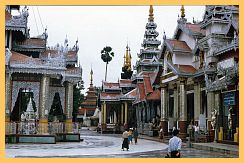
[[5, 122, 80, 135]]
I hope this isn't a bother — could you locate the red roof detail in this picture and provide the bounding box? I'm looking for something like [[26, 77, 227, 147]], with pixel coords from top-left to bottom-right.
[[103, 82, 120, 88], [100, 92, 121, 97], [5, 10, 12, 21], [41, 49, 59, 58], [66, 67, 80, 73], [80, 108, 96, 111], [147, 89, 161, 100], [168, 39, 191, 52], [138, 83, 146, 101], [20, 38, 46, 47], [143, 76, 153, 94], [186, 23, 206, 35], [81, 101, 97, 105], [174, 64, 197, 73], [120, 79, 132, 84], [10, 51, 42, 64], [67, 51, 77, 59]]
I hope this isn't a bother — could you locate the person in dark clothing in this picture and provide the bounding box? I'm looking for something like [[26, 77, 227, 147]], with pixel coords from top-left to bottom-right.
[[133, 128, 139, 144], [122, 129, 129, 151]]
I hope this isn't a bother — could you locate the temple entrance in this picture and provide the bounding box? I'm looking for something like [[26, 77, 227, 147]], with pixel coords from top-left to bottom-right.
[[10, 88, 36, 122], [187, 93, 194, 124], [48, 92, 65, 122]]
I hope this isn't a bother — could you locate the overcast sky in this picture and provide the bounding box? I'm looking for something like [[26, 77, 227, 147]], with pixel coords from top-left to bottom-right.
[[17, 6, 205, 93]]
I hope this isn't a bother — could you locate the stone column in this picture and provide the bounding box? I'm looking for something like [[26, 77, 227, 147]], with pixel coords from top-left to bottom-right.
[[160, 84, 168, 135], [5, 73, 11, 122], [124, 101, 128, 129], [121, 103, 124, 125], [194, 82, 201, 125], [65, 82, 74, 133], [103, 102, 107, 129], [179, 78, 187, 138], [207, 91, 215, 131], [173, 84, 178, 127], [39, 75, 50, 134], [101, 103, 104, 124]]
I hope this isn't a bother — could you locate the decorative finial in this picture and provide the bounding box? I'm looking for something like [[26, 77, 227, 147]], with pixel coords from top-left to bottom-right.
[[90, 65, 93, 85], [149, 5, 154, 21], [181, 5, 185, 18], [163, 30, 166, 40]]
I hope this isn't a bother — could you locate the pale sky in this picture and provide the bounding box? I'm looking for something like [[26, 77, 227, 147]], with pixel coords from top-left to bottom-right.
[[16, 6, 205, 93]]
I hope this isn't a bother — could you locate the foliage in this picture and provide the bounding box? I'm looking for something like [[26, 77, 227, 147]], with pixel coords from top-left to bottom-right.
[[73, 80, 85, 122], [101, 46, 114, 81], [101, 46, 114, 64]]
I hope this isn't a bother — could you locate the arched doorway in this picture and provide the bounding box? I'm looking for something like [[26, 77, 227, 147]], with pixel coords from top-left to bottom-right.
[[10, 88, 37, 122], [48, 92, 65, 122]]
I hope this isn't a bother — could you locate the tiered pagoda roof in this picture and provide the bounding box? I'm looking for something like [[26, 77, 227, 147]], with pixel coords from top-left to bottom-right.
[[135, 5, 162, 73]]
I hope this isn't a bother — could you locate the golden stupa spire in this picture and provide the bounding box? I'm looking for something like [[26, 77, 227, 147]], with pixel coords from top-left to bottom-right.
[[149, 5, 154, 21], [181, 5, 185, 18], [90, 66, 93, 85], [123, 43, 132, 71]]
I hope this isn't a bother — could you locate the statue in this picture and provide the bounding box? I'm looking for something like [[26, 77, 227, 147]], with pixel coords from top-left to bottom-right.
[[228, 107, 233, 130], [211, 109, 217, 129]]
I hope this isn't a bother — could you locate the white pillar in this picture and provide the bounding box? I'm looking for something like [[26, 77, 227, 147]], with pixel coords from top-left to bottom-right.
[[194, 82, 201, 122]]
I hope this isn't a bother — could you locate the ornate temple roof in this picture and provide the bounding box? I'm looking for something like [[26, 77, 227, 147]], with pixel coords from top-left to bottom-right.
[[119, 79, 133, 88], [120, 88, 137, 100], [10, 51, 43, 65], [5, 7, 28, 35], [100, 92, 121, 101], [12, 37, 46, 52], [146, 89, 160, 101], [103, 82, 121, 91], [201, 5, 239, 29], [164, 39, 191, 53]]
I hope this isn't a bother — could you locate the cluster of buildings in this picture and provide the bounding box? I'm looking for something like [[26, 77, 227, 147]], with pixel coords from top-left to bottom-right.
[[5, 5, 82, 137], [5, 5, 239, 145], [79, 5, 239, 144]]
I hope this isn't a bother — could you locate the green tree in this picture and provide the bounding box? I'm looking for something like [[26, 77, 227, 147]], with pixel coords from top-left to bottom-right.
[[101, 46, 114, 81], [73, 80, 85, 122]]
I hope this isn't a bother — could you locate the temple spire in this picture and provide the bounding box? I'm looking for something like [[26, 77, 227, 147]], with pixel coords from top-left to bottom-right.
[[181, 5, 185, 18], [90, 66, 93, 86], [123, 44, 132, 71], [148, 5, 154, 21]]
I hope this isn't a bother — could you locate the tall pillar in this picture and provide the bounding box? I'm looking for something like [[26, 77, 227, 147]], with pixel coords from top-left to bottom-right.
[[160, 84, 168, 135], [194, 82, 201, 125], [179, 78, 187, 138], [173, 84, 178, 127], [5, 73, 11, 122], [124, 101, 128, 129], [39, 75, 50, 134], [65, 82, 74, 133], [121, 103, 124, 125], [207, 91, 215, 131], [103, 102, 107, 125], [101, 103, 104, 124]]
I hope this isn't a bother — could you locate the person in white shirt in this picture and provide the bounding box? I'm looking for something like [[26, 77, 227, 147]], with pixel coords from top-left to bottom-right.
[[168, 129, 182, 158], [194, 124, 200, 142]]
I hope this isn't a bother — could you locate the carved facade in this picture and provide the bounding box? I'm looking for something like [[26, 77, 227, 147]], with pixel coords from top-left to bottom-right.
[[5, 6, 82, 134]]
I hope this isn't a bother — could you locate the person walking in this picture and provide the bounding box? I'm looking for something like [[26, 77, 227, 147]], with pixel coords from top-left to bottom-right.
[[168, 129, 182, 158], [133, 128, 138, 144], [122, 129, 129, 151], [159, 126, 164, 142], [193, 123, 199, 142], [128, 128, 133, 144]]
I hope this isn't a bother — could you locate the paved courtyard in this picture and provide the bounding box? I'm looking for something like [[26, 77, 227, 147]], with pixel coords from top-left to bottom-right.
[[5, 130, 237, 158]]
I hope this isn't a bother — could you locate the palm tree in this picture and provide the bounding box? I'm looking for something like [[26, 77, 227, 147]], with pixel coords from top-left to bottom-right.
[[101, 46, 114, 81]]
